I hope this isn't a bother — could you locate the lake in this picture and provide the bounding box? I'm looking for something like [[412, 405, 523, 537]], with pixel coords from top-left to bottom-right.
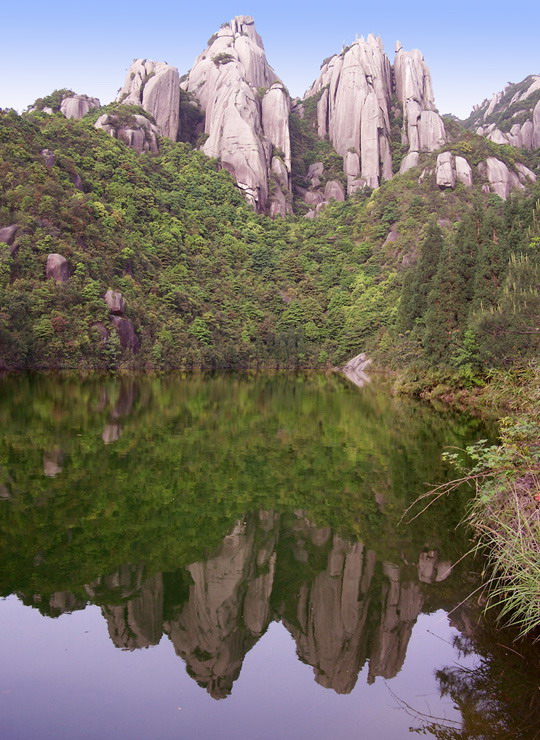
[[0, 373, 538, 738]]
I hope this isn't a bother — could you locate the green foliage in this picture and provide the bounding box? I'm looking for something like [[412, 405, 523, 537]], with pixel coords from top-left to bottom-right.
[[28, 89, 75, 113], [212, 52, 235, 66]]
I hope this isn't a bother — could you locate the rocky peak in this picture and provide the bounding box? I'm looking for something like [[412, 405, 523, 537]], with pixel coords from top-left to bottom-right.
[[394, 46, 446, 160], [304, 36, 446, 191], [182, 16, 292, 215], [117, 59, 180, 140]]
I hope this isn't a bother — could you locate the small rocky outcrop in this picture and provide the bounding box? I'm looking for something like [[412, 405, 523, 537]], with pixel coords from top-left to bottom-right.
[[0, 224, 20, 256], [110, 316, 139, 352], [60, 94, 100, 119], [418, 550, 453, 584], [341, 353, 372, 388], [95, 113, 159, 153], [46, 253, 70, 282], [300, 162, 347, 217], [40, 149, 55, 168], [182, 16, 292, 215], [0, 224, 19, 246], [104, 289, 126, 315], [432, 151, 535, 199], [117, 59, 180, 140]]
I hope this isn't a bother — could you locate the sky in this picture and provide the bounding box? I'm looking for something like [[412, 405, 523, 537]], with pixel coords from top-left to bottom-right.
[[1, 1, 539, 119]]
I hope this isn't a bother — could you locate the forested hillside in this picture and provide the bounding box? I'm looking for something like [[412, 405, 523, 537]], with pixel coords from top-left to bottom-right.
[[1, 106, 539, 373]]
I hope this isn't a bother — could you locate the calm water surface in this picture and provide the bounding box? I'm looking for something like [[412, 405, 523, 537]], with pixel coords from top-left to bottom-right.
[[0, 373, 537, 738]]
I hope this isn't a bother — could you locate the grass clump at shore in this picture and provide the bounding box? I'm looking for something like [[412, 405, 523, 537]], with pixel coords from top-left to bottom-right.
[[451, 363, 540, 637], [467, 414, 539, 638]]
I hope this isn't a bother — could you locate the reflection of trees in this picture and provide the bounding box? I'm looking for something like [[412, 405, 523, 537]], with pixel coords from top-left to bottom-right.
[[400, 607, 540, 739], [0, 374, 506, 703]]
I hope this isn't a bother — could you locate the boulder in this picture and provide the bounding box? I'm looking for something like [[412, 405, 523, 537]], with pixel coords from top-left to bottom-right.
[[46, 253, 70, 282], [383, 230, 400, 246], [304, 190, 325, 206], [43, 448, 64, 477], [435, 152, 455, 188], [483, 157, 523, 200], [41, 149, 55, 168], [95, 113, 159, 154], [110, 315, 139, 352], [324, 180, 345, 202], [307, 162, 324, 179], [454, 156, 473, 187], [60, 94, 100, 120], [0, 224, 19, 251], [102, 423, 121, 444], [399, 151, 419, 173], [104, 289, 126, 315], [514, 162, 537, 183]]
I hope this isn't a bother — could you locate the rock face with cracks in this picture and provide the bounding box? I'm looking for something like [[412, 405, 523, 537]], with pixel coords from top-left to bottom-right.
[[304, 37, 447, 192], [183, 16, 292, 216], [117, 59, 180, 141], [95, 113, 159, 153]]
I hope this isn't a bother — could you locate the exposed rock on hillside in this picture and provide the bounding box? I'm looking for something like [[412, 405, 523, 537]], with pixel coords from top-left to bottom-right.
[[46, 253, 70, 282], [433, 151, 536, 199], [117, 59, 180, 140], [182, 16, 292, 215], [95, 113, 159, 153], [466, 74, 540, 149], [60, 94, 101, 120], [304, 37, 446, 191], [29, 91, 100, 118], [394, 45, 446, 167]]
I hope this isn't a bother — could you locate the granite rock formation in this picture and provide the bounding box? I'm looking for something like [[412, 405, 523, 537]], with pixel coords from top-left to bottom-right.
[[164, 511, 279, 698], [60, 94, 100, 120], [46, 253, 70, 282], [95, 113, 159, 153], [305, 36, 446, 192], [432, 151, 535, 199], [467, 75, 540, 149], [182, 16, 292, 215], [117, 59, 180, 140], [103, 573, 164, 650]]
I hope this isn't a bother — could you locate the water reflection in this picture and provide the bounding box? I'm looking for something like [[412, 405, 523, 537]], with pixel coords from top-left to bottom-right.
[[22, 511, 461, 700], [4, 373, 537, 736]]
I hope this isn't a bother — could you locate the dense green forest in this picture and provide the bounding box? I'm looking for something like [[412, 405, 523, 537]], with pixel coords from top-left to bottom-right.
[[1, 104, 539, 373]]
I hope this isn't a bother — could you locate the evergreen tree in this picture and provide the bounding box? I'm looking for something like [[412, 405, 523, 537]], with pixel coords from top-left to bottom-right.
[[397, 221, 444, 332], [423, 216, 478, 363]]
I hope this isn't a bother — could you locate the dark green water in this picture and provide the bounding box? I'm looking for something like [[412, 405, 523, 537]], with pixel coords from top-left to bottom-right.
[[0, 373, 538, 738]]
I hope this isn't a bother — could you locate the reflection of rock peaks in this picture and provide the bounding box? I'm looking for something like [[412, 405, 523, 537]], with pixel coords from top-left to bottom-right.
[[102, 573, 163, 650], [69, 514, 447, 698], [164, 512, 279, 698], [367, 563, 423, 683], [284, 533, 376, 694]]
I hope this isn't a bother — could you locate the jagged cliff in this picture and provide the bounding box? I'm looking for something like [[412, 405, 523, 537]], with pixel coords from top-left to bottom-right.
[[465, 74, 540, 149], [303, 36, 446, 194], [182, 16, 292, 216]]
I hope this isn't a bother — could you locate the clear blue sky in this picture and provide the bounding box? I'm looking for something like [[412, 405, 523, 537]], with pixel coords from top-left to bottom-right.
[[2, 1, 538, 118]]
